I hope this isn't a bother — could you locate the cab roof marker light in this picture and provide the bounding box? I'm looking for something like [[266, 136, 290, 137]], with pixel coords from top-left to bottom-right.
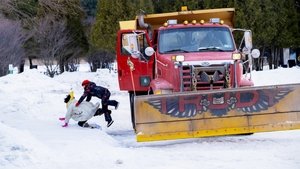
[[181, 6, 188, 11], [210, 18, 220, 24], [183, 20, 188, 25], [200, 20, 205, 24], [167, 20, 177, 25]]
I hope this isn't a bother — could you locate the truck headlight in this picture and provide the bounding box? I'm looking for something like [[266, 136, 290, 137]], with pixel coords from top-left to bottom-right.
[[172, 55, 185, 62], [232, 53, 241, 60]]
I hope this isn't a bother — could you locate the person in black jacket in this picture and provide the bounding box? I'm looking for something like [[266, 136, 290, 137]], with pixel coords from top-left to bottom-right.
[[76, 80, 119, 127]]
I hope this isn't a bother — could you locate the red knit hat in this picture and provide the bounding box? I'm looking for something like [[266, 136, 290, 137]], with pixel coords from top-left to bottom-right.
[[82, 80, 90, 86]]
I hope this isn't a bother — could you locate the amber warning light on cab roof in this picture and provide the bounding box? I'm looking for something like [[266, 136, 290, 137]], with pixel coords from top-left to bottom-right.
[[164, 18, 224, 27]]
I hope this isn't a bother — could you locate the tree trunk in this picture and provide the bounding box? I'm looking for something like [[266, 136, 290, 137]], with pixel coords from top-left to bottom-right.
[[260, 47, 266, 70], [274, 47, 280, 69], [65, 62, 69, 72], [19, 59, 25, 73], [269, 45, 275, 70], [29, 57, 33, 67], [59, 58, 65, 73]]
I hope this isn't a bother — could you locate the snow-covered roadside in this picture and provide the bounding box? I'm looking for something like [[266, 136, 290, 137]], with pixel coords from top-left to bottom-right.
[[0, 66, 300, 169]]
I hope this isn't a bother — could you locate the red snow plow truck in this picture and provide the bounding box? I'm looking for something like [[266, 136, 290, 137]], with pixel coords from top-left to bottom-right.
[[116, 7, 300, 142]]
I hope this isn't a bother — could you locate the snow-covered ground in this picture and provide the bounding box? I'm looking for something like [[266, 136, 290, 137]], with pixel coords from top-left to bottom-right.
[[1, 64, 300, 169]]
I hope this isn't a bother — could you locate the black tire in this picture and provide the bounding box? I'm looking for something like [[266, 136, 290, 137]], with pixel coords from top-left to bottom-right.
[[129, 91, 152, 131], [236, 133, 254, 136], [129, 92, 136, 130]]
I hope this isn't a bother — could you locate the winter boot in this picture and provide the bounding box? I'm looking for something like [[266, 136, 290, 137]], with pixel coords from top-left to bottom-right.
[[108, 100, 119, 110], [107, 120, 114, 127], [115, 101, 119, 110], [78, 121, 88, 127], [83, 122, 90, 128], [104, 109, 113, 127]]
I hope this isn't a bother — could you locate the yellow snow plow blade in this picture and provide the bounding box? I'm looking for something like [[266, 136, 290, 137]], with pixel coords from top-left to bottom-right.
[[134, 84, 300, 142]]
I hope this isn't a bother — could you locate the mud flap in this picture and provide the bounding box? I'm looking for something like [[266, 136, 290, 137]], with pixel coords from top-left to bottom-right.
[[134, 83, 300, 142]]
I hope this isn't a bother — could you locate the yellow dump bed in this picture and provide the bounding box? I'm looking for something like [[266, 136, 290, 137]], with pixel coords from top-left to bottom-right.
[[119, 8, 235, 30]]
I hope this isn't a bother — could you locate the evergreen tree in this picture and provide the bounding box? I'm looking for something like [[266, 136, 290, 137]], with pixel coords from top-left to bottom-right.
[[275, 0, 298, 48], [296, 0, 300, 47], [90, 0, 136, 52], [132, 0, 154, 14], [81, 0, 98, 17], [80, 0, 98, 31], [152, 0, 173, 12], [203, 0, 233, 8], [80, 0, 98, 51], [152, 0, 203, 13], [234, 0, 299, 69]]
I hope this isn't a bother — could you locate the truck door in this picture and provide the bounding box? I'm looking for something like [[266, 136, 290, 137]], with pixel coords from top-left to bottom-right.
[[116, 30, 154, 92]]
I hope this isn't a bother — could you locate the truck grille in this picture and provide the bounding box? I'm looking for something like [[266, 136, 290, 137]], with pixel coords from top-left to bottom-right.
[[181, 65, 229, 91]]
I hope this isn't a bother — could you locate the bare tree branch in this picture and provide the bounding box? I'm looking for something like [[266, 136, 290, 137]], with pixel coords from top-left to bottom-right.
[[33, 15, 81, 77], [38, 0, 83, 17], [0, 0, 34, 19], [0, 17, 27, 76]]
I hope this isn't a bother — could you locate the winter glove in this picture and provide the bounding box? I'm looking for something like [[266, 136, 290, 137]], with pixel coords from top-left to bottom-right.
[[75, 102, 80, 107], [59, 117, 65, 121], [62, 123, 68, 127]]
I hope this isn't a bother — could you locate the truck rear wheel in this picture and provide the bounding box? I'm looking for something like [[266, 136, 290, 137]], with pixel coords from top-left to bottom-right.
[[129, 92, 136, 130], [129, 91, 151, 131]]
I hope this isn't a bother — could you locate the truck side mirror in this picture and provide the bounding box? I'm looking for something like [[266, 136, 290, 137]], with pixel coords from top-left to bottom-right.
[[145, 47, 155, 56], [121, 33, 140, 58], [244, 31, 253, 50], [121, 32, 152, 60], [127, 36, 140, 59], [251, 49, 260, 58]]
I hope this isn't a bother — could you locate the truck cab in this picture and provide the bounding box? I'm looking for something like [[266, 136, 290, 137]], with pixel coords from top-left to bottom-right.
[[152, 19, 242, 93]]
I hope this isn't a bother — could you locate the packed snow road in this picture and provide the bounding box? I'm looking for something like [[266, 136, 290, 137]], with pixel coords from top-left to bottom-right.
[[1, 67, 300, 169]]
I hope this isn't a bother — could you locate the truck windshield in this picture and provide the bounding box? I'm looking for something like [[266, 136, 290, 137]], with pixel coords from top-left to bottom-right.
[[159, 27, 234, 53]]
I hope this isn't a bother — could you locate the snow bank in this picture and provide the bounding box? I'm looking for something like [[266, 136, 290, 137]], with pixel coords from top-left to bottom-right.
[[0, 66, 300, 169]]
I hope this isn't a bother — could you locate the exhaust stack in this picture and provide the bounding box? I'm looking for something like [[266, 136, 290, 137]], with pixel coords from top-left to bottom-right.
[[138, 11, 152, 39]]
